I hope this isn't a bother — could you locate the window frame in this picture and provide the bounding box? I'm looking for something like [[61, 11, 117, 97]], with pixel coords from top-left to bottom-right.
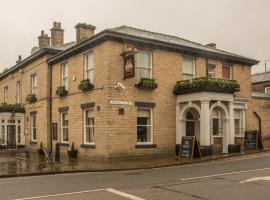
[[16, 80, 21, 103], [30, 113, 37, 142], [211, 110, 223, 137], [234, 109, 244, 137], [83, 51, 94, 83], [83, 108, 95, 145], [61, 112, 69, 143], [135, 50, 152, 79], [222, 65, 232, 80], [182, 58, 196, 80], [3, 86, 8, 103], [30, 74, 37, 95], [265, 87, 270, 95], [136, 107, 153, 144], [61, 62, 69, 90]]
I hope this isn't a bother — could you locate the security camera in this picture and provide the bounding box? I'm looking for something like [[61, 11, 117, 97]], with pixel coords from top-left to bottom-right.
[[115, 82, 126, 90]]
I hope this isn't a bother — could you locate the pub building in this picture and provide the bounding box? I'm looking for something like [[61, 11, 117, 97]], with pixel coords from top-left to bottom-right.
[[0, 22, 267, 160]]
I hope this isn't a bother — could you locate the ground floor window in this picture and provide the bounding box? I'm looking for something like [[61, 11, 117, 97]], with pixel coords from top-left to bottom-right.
[[31, 114, 37, 141], [234, 110, 244, 136], [84, 109, 94, 144], [211, 109, 223, 136], [1, 125, 5, 144], [137, 108, 152, 143], [61, 112, 69, 142]]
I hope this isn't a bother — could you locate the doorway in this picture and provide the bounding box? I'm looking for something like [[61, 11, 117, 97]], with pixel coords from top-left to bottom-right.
[[7, 125, 16, 149]]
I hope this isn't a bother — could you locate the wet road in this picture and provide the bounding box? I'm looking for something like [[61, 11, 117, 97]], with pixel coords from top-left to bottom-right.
[[1, 152, 270, 200]]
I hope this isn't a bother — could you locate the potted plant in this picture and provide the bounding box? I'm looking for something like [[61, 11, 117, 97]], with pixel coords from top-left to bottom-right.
[[38, 142, 45, 156], [26, 94, 37, 103], [56, 86, 68, 97], [78, 79, 94, 92], [67, 142, 78, 158], [135, 78, 158, 90]]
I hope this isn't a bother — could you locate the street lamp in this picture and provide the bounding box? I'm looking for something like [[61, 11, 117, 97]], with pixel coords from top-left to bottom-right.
[[265, 60, 270, 72]]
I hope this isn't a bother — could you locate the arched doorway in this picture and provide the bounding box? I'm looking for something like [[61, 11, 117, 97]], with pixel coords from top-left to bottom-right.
[[185, 108, 200, 139]]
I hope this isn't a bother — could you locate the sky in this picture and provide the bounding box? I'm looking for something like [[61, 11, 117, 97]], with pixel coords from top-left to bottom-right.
[[0, 0, 269, 74]]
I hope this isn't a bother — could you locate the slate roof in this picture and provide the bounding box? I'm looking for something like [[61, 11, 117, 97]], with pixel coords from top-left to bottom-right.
[[252, 72, 270, 84]]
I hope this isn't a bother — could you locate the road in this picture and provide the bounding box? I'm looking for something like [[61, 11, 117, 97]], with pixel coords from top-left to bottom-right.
[[1, 152, 270, 200]]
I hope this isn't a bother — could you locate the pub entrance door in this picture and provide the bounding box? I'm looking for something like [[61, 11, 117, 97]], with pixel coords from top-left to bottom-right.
[[7, 125, 16, 149]]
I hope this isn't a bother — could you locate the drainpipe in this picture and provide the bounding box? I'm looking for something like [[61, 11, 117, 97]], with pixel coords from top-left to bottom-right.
[[48, 64, 53, 153], [253, 111, 261, 134]]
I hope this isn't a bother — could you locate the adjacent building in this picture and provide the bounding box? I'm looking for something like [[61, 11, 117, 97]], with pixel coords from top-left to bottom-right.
[[0, 22, 267, 160]]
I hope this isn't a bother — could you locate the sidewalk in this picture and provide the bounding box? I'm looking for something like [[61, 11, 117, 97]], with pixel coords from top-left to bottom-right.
[[0, 150, 268, 178]]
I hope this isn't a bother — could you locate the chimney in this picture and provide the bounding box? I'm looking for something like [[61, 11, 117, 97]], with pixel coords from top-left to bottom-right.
[[38, 30, 50, 49], [206, 43, 216, 48], [16, 55, 22, 64], [75, 23, 96, 43], [50, 22, 64, 47]]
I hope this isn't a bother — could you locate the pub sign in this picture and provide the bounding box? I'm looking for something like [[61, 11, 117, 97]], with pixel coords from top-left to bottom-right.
[[121, 44, 137, 79]]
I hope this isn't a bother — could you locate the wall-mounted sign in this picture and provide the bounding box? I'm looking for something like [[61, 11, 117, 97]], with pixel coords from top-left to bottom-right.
[[121, 44, 137, 80], [110, 100, 132, 106]]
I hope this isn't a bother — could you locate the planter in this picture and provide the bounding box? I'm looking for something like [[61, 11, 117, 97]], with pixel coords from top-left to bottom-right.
[[0, 103, 25, 113], [26, 94, 37, 103], [173, 77, 240, 95], [67, 150, 78, 158], [78, 79, 94, 92], [56, 86, 68, 97], [228, 144, 241, 154], [135, 78, 158, 90], [200, 146, 213, 157]]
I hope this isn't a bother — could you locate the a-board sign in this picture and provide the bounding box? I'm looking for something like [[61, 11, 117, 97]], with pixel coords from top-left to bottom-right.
[[179, 136, 201, 159], [244, 130, 263, 150]]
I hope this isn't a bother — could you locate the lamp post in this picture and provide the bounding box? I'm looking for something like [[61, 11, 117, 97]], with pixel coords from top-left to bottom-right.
[[265, 60, 270, 72]]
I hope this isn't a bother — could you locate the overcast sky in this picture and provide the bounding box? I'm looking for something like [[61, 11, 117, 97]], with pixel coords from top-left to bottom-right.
[[0, 0, 269, 74]]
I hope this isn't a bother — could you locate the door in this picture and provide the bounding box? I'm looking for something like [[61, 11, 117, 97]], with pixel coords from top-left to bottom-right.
[[7, 125, 16, 149]]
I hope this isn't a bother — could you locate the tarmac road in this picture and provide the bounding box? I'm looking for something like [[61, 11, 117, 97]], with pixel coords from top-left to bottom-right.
[[1, 152, 270, 200]]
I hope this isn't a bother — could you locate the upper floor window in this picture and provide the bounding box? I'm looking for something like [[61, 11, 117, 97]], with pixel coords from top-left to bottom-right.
[[16, 81, 21, 103], [265, 87, 270, 95], [84, 52, 94, 84], [31, 74, 37, 95], [61, 62, 68, 89], [135, 50, 152, 79], [182, 58, 195, 80], [4, 86, 8, 103], [222, 65, 232, 80], [207, 64, 216, 78]]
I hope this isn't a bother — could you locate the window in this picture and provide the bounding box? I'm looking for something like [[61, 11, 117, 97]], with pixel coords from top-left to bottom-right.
[[135, 50, 151, 79], [61, 62, 68, 89], [84, 109, 94, 144], [61, 112, 69, 142], [84, 52, 94, 83], [137, 109, 152, 143], [182, 58, 195, 80], [31, 74, 37, 95], [4, 86, 8, 103], [17, 125, 21, 144], [234, 110, 244, 136], [1, 125, 5, 144], [31, 114, 37, 141], [207, 64, 216, 78], [211, 109, 223, 136], [16, 81, 21, 103], [265, 87, 270, 95], [222, 65, 232, 80]]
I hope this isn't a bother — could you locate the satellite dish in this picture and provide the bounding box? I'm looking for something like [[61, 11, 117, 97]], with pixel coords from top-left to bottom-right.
[[31, 46, 39, 54]]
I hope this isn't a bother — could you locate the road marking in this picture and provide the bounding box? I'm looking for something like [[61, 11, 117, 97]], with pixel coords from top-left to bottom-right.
[[240, 176, 270, 184], [107, 188, 145, 200], [13, 188, 145, 200], [180, 167, 270, 181]]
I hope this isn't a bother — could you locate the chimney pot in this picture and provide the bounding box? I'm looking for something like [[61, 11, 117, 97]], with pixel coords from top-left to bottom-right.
[[16, 55, 22, 64], [75, 23, 96, 43]]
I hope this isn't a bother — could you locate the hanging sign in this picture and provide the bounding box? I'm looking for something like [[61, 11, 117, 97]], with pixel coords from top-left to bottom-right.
[[179, 136, 201, 159], [121, 44, 137, 79]]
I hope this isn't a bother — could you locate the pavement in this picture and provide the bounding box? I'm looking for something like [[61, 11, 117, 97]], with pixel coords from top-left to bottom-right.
[[1, 151, 270, 200]]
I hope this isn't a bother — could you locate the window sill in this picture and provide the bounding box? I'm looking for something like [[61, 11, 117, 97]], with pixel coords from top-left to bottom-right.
[[235, 135, 244, 138], [30, 141, 37, 145], [80, 144, 96, 149], [212, 136, 223, 138], [135, 144, 157, 149]]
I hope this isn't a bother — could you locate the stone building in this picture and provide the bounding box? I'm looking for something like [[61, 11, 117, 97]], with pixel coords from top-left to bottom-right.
[[0, 22, 266, 159]]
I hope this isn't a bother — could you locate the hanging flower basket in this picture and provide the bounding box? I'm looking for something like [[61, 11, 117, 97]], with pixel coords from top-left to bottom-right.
[[26, 94, 37, 103], [135, 78, 158, 90], [56, 86, 68, 97], [78, 79, 94, 92]]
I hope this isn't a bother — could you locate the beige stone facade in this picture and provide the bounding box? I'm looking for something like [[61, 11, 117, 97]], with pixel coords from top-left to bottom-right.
[[1, 22, 267, 160]]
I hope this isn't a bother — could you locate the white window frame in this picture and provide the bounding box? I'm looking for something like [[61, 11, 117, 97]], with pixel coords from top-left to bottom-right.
[[182, 58, 195, 80], [16, 81, 21, 103], [136, 108, 153, 144], [211, 110, 223, 137], [135, 50, 152, 79], [222, 65, 232, 80], [234, 109, 244, 137], [30, 74, 37, 95], [30, 114, 37, 142], [61, 112, 69, 143], [61, 62, 68, 90], [265, 87, 270, 95], [3, 86, 8, 103], [83, 109, 95, 144], [1, 124, 5, 145], [83, 52, 94, 84]]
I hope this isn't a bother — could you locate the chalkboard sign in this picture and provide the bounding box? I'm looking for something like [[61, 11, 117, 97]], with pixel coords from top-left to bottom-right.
[[244, 130, 263, 150], [180, 136, 201, 159]]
